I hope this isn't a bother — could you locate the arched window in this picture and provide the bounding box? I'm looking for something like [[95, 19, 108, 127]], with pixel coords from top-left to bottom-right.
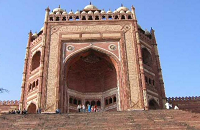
[[142, 48, 152, 67], [31, 51, 41, 71], [102, 15, 106, 20], [121, 15, 125, 19], [69, 97, 73, 104], [88, 16, 93, 20], [97, 100, 101, 106], [36, 80, 39, 86], [95, 16, 99, 20], [62, 17, 66, 21], [78, 100, 81, 105], [76, 16, 79, 21], [85, 101, 90, 106], [82, 16, 86, 20], [28, 84, 32, 92], [73, 98, 77, 105], [109, 97, 113, 104], [56, 17, 59, 21], [91, 101, 95, 106], [50, 17, 53, 21], [32, 81, 35, 89], [108, 15, 112, 20], [69, 16, 73, 21], [105, 99, 108, 105], [128, 15, 132, 19], [114, 15, 119, 19], [113, 96, 116, 103], [149, 99, 159, 110]]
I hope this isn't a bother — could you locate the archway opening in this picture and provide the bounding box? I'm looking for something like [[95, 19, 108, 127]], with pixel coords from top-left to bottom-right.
[[148, 99, 159, 110], [27, 103, 37, 114], [65, 49, 118, 112], [142, 48, 152, 67], [31, 51, 41, 71]]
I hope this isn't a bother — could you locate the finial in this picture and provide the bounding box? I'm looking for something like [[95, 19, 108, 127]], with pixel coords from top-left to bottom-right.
[[90, 1, 92, 5], [45, 6, 50, 11], [30, 30, 32, 33], [131, 5, 135, 10], [121, 4, 123, 7], [58, 5, 60, 8], [71, 9, 72, 12]]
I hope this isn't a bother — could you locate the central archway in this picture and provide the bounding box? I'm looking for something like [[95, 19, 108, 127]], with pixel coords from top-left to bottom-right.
[[63, 48, 119, 112]]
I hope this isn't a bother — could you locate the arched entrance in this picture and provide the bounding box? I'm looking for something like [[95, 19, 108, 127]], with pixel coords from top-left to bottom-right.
[[27, 103, 37, 114], [148, 99, 159, 110], [63, 49, 119, 112]]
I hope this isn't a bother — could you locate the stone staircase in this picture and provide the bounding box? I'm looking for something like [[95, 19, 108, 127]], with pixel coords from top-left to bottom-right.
[[0, 110, 200, 130]]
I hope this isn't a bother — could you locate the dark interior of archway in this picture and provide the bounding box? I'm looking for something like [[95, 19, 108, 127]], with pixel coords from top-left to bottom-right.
[[27, 103, 36, 114], [149, 99, 159, 110], [66, 49, 117, 93]]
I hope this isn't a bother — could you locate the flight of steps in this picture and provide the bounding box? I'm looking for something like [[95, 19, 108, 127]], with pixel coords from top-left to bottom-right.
[[0, 110, 200, 130]]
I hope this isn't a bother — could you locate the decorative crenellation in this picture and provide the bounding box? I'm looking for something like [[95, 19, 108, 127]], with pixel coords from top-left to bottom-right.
[[167, 96, 200, 101], [0, 100, 19, 105], [49, 10, 133, 22]]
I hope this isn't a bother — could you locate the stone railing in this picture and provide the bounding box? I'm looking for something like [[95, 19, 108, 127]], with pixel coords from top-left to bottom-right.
[[0, 100, 19, 105], [49, 11, 133, 22], [167, 96, 200, 101]]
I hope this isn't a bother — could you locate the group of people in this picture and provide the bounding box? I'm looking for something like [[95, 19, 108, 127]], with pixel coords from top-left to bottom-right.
[[165, 102, 179, 110], [77, 104, 99, 113], [9, 108, 27, 114]]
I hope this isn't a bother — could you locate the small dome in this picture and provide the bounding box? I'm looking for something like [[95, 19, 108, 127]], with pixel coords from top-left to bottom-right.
[[32, 32, 38, 38], [107, 9, 112, 14], [113, 10, 118, 14], [126, 10, 131, 14], [88, 10, 93, 15], [84, 2, 98, 11], [145, 29, 151, 35], [94, 10, 99, 15], [62, 10, 67, 15], [116, 5, 129, 12], [101, 9, 106, 14], [69, 10, 74, 15], [56, 12, 61, 15], [120, 10, 125, 14], [81, 11, 87, 14], [75, 10, 80, 15], [53, 5, 65, 13]]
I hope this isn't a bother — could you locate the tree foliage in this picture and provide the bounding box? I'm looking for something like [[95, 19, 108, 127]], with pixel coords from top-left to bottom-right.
[[0, 88, 9, 93]]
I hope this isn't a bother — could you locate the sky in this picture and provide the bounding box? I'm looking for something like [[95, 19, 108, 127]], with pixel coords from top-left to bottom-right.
[[0, 0, 199, 101]]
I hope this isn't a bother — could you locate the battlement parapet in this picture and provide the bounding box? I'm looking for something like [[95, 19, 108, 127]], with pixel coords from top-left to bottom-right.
[[167, 96, 200, 102], [0, 100, 19, 105]]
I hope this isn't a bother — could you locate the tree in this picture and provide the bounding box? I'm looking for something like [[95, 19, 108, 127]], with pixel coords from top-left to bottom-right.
[[0, 88, 9, 93]]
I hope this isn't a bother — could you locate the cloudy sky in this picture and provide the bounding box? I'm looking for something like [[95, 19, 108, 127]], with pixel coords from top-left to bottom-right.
[[0, 0, 199, 100]]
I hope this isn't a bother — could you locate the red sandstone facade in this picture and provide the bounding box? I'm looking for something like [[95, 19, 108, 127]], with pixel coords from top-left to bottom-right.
[[19, 3, 166, 113]]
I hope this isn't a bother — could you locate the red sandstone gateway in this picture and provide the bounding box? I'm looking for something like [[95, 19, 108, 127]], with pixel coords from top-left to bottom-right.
[[19, 3, 166, 113]]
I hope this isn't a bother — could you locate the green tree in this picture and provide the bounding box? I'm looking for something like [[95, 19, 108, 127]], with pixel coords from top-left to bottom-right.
[[0, 88, 9, 93]]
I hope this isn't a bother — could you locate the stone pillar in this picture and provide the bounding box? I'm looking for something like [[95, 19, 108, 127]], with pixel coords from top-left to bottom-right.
[[132, 6, 148, 110], [38, 7, 50, 111], [20, 31, 32, 112]]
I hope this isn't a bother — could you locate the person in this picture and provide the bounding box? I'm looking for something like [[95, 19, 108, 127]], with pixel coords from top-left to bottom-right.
[[165, 102, 170, 109], [37, 108, 41, 114], [82, 104, 85, 113], [95, 105, 97, 112], [174, 105, 179, 110], [17, 109, 20, 114], [77, 104, 81, 112], [55, 109, 61, 114], [22, 108, 27, 114], [87, 104, 91, 112]]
